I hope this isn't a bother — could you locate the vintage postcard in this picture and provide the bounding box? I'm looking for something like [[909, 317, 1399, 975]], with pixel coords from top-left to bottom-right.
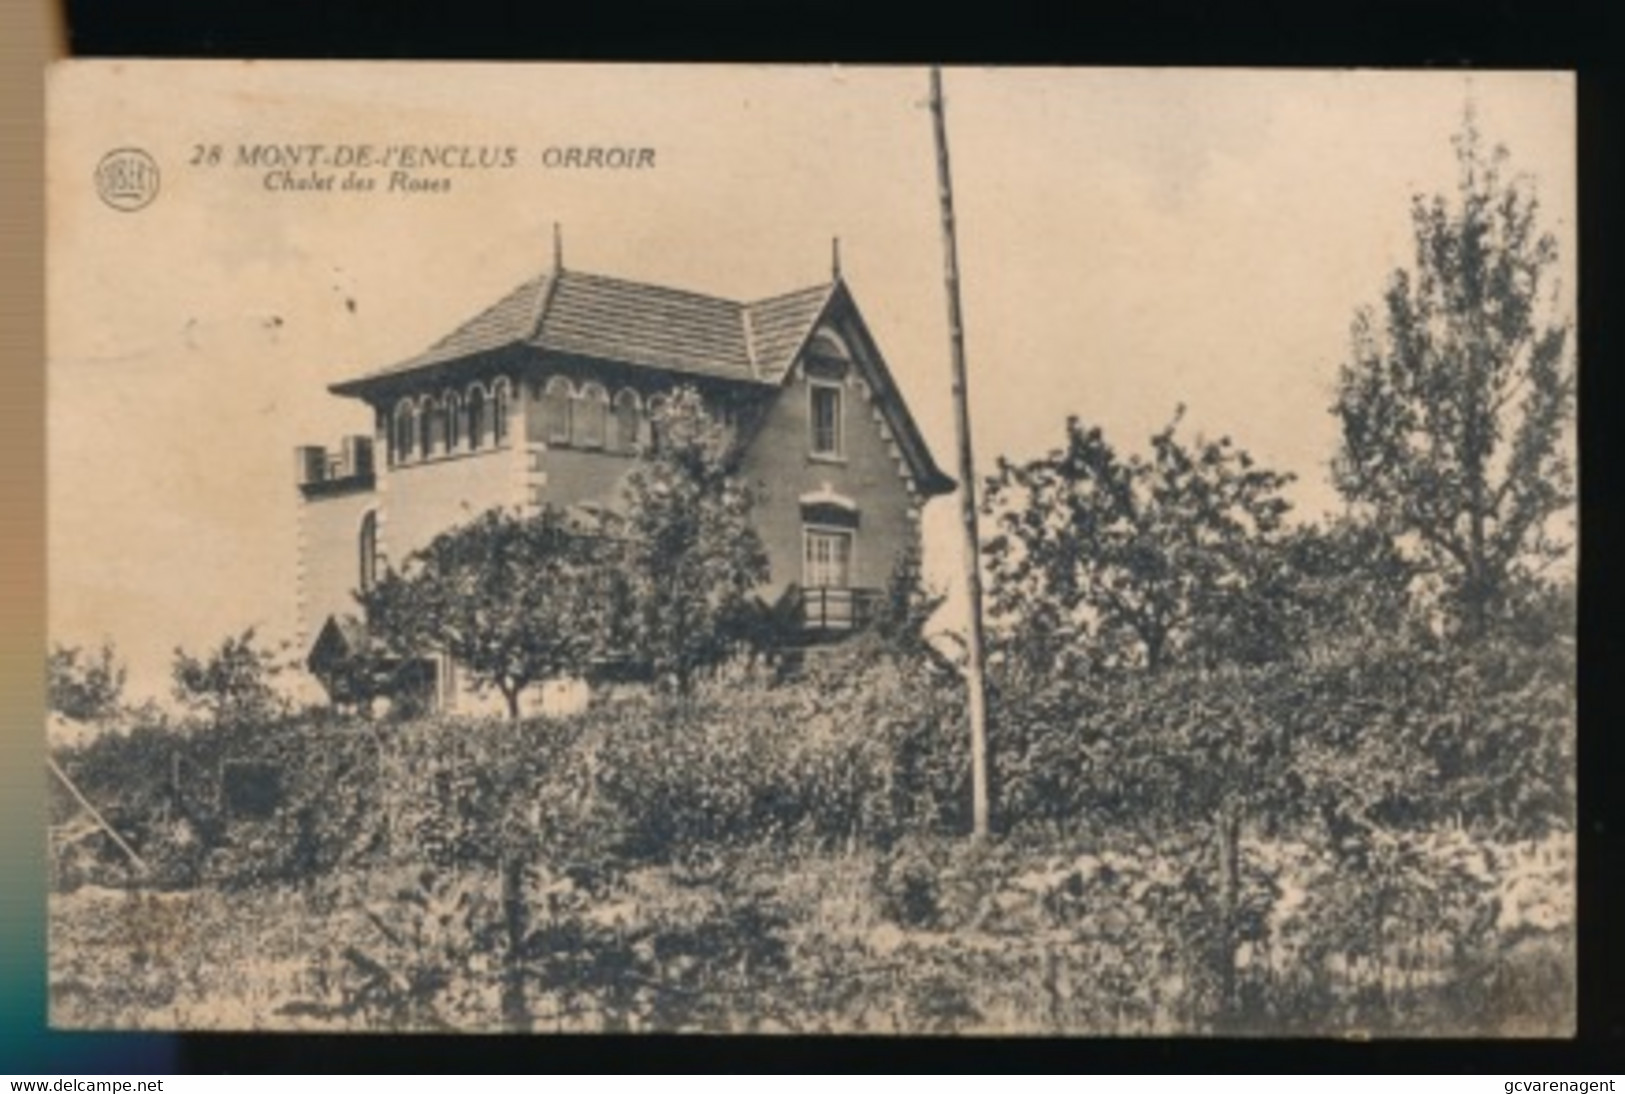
[[46, 61, 1576, 1034]]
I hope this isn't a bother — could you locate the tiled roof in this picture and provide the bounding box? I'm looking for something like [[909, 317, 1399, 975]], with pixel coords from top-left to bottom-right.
[[307, 613, 371, 671], [326, 263, 954, 496], [381, 275, 550, 375], [332, 268, 836, 394], [745, 284, 837, 382], [537, 272, 755, 380]]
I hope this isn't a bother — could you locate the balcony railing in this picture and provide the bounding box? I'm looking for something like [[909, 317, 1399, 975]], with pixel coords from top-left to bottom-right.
[[783, 584, 881, 639], [296, 436, 376, 496]]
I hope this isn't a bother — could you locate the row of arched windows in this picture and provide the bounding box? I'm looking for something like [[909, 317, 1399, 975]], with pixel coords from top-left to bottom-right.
[[385, 375, 736, 465], [535, 376, 664, 454], [389, 378, 511, 465]]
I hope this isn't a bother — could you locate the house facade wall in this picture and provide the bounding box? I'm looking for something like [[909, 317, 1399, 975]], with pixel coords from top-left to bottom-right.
[[737, 336, 921, 598], [377, 444, 525, 562], [529, 446, 638, 508], [515, 362, 760, 516], [296, 486, 377, 653], [301, 296, 938, 713]]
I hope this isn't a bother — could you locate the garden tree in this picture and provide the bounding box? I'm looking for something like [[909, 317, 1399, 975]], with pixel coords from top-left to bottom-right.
[[870, 537, 947, 658], [993, 660, 1311, 1022], [360, 506, 617, 721], [1272, 517, 1421, 661], [172, 627, 285, 725], [996, 639, 1521, 1027], [614, 386, 771, 693], [1332, 114, 1575, 641], [981, 407, 1296, 676], [48, 640, 126, 722]]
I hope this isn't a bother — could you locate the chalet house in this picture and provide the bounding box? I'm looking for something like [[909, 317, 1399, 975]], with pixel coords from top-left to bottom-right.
[[296, 240, 954, 714]]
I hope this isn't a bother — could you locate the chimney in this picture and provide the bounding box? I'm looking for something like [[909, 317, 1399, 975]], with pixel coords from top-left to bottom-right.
[[342, 435, 374, 478], [295, 445, 327, 486]]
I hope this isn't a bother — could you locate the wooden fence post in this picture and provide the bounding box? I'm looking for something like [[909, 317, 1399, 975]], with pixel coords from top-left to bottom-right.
[[500, 852, 529, 1032], [1216, 802, 1243, 1026]]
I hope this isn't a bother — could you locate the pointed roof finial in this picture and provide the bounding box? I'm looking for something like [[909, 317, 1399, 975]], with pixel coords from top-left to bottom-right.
[[553, 222, 564, 273], [831, 235, 842, 281]]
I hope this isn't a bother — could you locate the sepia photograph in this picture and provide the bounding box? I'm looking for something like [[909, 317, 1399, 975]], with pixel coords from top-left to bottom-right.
[[44, 62, 1575, 1036]]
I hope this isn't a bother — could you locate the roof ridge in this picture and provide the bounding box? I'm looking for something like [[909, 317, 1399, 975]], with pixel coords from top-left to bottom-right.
[[527, 270, 561, 340]]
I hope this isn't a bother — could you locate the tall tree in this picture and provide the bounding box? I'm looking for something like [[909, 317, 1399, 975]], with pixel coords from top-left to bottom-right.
[[1272, 517, 1422, 662], [361, 506, 615, 720], [1332, 114, 1575, 640], [616, 386, 771, 693], [172, 627, 284, 725], [982, 407, 1295, 676], [48, 640, 127, 722]]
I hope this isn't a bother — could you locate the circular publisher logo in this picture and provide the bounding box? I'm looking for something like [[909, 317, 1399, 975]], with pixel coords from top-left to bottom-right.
[[94, 147, 160, 212]]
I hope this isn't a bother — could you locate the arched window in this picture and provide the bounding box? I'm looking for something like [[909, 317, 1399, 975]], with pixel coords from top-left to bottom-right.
[[612, 389, 644, 453], [393, 398, 416, 463], [541, 377, 573, 445], [467, 383, 488, 449], [419, 395, 440, 458], [444, 390, 462, 451], [572, 381, 610, 449], [806, 329, 852, 372], [492, 378, 512, 445], [358, 510, 378, 593], [804, 330, 849, 461], [647, 393, 670, 454]]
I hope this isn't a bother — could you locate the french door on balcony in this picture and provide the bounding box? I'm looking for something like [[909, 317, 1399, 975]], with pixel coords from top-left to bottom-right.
[[803, 527, 853, 589], [802, 526, 858, 632]]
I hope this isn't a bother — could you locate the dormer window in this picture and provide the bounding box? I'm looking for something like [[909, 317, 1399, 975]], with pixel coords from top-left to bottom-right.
[[810, 382, 843, 459]]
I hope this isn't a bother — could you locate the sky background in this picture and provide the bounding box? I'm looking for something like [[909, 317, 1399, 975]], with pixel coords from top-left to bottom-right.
[[46, 63, 1576, 704]]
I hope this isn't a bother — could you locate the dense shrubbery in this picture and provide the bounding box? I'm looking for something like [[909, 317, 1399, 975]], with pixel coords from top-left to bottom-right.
[[49, 624, 1573, 1033], [594, 650, 966, 858], [50, 703, 383, 892], [359, 642, 965, 872], [991, 633, 1573, 844]]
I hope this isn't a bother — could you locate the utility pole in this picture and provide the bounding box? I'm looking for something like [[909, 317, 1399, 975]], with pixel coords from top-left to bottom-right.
[[929, 66, 991, 839]]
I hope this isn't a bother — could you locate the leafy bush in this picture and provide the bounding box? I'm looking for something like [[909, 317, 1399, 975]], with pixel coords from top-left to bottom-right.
[[991, 634, 1571, 845], [593, 650, 965, 861], [171, 628, 288, 726], [48, 641, 127, 722], [50, 707, 387, 892]]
